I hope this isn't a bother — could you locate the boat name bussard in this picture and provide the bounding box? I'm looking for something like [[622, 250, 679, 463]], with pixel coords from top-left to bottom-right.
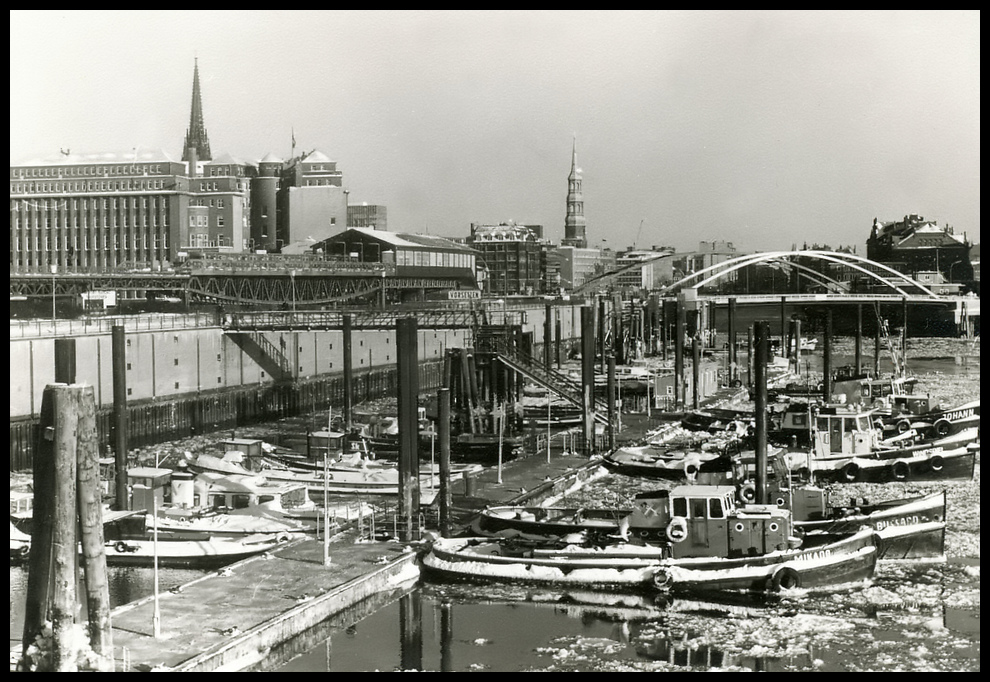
[[874, 516, 922, 531]]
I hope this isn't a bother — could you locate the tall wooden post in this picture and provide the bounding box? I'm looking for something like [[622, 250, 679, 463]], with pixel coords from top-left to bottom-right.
[[874, 308, 882, 377], [396, 318, 420, 541], [691, 314, 701, 410], [437, 388, 452, 538], [22, 388, 57, 668], [607, 354, 616, 452], [76, 385, 112, 670], [855, 304, 863, 376], [554, 314, 562, 368], [54, 338, 76, 384], [674, 302, 684, 410], [901, 297, 909, 376], [111, 325, 129, 509], [342, 313, 353, 431], [581, 306, 597, 456], [728, 297, 737, 384], [746, 325, 754, 388], [780, 296, 791, 358], [822, 309, 833, 401], [754, 321, 769, 506]]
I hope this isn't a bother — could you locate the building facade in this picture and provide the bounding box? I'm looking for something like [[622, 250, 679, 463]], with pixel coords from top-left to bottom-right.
[[10, 62, 388, 272], [468, 222, 548, 295], [10, 150, 189, 274], [867, 214, 973, 284], [347, 204, 388, 231]]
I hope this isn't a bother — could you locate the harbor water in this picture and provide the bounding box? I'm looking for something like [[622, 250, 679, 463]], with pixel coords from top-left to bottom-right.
[[10, 337, 979, 671]]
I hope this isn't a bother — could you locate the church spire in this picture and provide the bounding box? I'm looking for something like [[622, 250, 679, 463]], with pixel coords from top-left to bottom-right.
[[182, 58, 212, 163], [562, 136, 587, 248]]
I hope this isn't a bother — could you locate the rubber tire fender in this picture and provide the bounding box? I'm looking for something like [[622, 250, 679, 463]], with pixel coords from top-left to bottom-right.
[[891, 459, 910, 481], [771, 566, 801, 591], [740, 483, 757, 505], [933, 419, 951, 438], [114, 541, 129, 553], [841, 461, 860, 483], [682, 457, 702, 481]]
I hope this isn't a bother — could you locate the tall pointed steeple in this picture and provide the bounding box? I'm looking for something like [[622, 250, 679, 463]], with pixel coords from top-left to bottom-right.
[[562, 136, 587, 248], [182, 58, 212, 164]]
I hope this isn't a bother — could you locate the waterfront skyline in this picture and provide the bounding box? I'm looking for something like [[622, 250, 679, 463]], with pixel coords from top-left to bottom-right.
[[10, 10, 980, 253]]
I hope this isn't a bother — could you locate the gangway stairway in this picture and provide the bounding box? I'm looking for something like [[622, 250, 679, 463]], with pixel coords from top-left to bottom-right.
[[226, 332, 293, 381], [494, 348, 612, 426]]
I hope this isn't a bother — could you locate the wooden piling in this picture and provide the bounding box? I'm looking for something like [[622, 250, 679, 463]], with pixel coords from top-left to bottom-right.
[[22, 387, 57, 668], [581, 306, 596, 456], [396, 318, 421, 541], [823, 309, 833, 400], [607, 354, 616, 452], [52, 385, 80, 671], [674, 302, 684, 409], [111, 325, 129, 510], [75, 384, 113, 670], [754, 321, 769, 506], [437, 388, 452, 538]]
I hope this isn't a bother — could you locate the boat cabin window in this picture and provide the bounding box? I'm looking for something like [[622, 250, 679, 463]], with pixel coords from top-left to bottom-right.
[[673, 496, 724, 519], [791, 413, 807, 427], [258, 495, 275, 504], [708, 497, 725, 519], [231, 494, 251, 509]]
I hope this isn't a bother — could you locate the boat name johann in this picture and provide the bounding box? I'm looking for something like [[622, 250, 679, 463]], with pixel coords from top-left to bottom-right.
[[942, 408, 975, 422]]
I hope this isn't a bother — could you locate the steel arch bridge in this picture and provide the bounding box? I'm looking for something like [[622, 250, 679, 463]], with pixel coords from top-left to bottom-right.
[[657, 250, 943, 299]]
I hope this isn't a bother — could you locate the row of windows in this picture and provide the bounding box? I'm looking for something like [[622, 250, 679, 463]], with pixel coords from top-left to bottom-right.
[[11, 178, 174, 194], [188, 233, 228, 248], [188, 215, 225, 228], [10, 164, 168, 179], [11, 233, 169, 252], [11, 213, 166, 231], [394, 250, 475, 269], [12, 196, 167, 212]]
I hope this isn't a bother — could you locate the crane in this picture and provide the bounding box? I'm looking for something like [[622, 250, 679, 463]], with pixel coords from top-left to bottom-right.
[[633, 220, 644, 250]]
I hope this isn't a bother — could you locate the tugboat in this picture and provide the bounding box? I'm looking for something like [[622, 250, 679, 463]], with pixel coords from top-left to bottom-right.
[[777, 403, 978, 484], [423, 482, 879, 595]]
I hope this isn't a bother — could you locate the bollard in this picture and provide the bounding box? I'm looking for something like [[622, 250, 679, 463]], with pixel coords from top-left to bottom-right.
[[463, 471, 478, 497]]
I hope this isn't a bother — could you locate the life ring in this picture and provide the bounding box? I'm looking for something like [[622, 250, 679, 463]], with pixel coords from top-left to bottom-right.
[[896, 419, 911, 434], [933, 419, 951, 438], [18, 545, 30, 559], [841, 461, 860, 483], [114, 541, 129, 553], [276, 533, 292, 543], [683, 457, 702, 481], [929, 454, 944, 472], [771, 566, 801, 591], [740, 483, 757, 504], [891, 459, 910, 481], [666, 517, 688, 543]]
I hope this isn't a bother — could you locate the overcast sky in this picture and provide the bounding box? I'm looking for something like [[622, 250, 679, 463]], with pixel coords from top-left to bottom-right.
[[10, 10, 981, 252]]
